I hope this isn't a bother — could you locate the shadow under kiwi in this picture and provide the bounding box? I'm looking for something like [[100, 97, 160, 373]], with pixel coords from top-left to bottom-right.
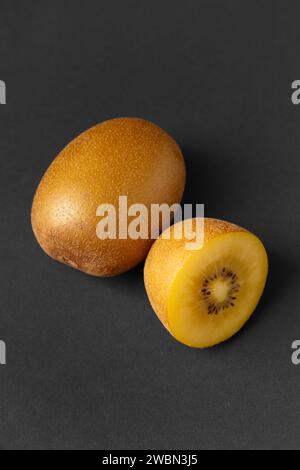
[[181, 146, 238, 217], [86, 258, 146, 297]]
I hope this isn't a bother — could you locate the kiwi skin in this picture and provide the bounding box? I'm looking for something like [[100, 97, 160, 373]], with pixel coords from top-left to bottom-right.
[[31, 117, 186, 277], [144, 218, 248, 332]]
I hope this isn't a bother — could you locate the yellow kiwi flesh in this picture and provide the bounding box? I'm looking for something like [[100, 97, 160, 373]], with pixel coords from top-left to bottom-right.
[[144, 218, 268, 348], [31, 118, 186, 276]]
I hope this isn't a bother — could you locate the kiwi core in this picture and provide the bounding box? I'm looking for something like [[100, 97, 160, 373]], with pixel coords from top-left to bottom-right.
[[202, 268, 240, 315]]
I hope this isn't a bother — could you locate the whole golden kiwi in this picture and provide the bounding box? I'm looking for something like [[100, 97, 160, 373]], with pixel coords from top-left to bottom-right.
[[31, 117, 186, 276]]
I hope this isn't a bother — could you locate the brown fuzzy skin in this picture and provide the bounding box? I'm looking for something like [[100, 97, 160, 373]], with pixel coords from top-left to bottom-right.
[[144, 218, 247, 332], [31, 118, 186, 276]]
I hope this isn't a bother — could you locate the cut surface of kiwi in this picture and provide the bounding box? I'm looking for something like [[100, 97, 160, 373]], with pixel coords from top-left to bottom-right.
[[144, 219, 268, 348]]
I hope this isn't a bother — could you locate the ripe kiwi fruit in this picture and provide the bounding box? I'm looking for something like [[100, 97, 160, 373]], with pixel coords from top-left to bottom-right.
[[144, 218, 268, 348], [31, 118, 186, 276]]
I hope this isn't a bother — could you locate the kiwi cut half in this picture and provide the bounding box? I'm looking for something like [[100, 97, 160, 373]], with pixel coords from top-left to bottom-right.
[[144, 219, 268, 348]]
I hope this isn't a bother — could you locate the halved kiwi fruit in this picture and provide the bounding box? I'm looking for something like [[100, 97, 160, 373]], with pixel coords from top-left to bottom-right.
[[144, 218, 268, 348]]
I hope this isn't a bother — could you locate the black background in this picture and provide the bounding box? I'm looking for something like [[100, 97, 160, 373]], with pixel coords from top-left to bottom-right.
[[0, 0, 300, 450]]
